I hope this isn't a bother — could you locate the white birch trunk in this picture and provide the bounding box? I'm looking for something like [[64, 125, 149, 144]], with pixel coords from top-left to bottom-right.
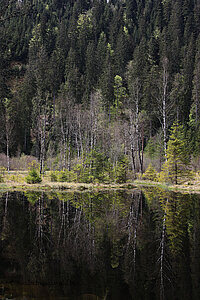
[[162, 58, 168, 161]]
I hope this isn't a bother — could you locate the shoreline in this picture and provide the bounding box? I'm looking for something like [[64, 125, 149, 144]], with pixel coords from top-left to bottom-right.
[[1, 179, 200, 194]]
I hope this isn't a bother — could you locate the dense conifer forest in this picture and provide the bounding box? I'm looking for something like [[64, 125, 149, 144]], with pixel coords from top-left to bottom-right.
[[0, 0, 200, 183]]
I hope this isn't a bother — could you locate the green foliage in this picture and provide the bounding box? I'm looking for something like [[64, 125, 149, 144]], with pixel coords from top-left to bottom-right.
[[0, 167, 6, 183], [25, 191, 41, 204], [58, 170, 68, 182], [73, 150, 111, 183], [26, 168, 42, 184], [187, 104, 200, 158], [6, 173, 24, 183], [28, 160, 40, 172], [159, 122, 192, 184], [57, 170, 76, 182], [49, 169, 77, 183], [1, 0, 200, 175], [113, 75, 126, 112], [114, 155, 129, 183], [0, 174, 4, 183], [142, 164, 158, 181], [144, 134, 164, 159], [50, 171, 58, 182]]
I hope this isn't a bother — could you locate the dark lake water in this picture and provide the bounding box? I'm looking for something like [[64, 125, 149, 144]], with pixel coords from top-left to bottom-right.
[[0, 188, 200, 300]]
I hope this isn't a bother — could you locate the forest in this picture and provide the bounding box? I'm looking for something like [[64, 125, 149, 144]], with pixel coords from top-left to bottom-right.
[[0, 0, 200, 184]]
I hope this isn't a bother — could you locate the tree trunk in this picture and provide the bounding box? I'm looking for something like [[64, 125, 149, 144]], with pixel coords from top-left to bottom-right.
[[162, 57, 168, 161], [6, 133, 10, 173], [67, 139, 71, 171], [131, 145, 136, 175], [40, 115, 46, 175]]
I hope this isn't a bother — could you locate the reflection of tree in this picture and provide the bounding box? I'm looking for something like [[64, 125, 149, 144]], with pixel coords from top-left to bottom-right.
[[159, 197, 169, 300], [1, 191, 9, 239], [190, 194, 200, 299], [144, 187, 174, 299], [124, 191, 142, 281], [145, 188, 193, 299], [164, 193, 190, 256], [0, 190, 199, 300], [165, 193, 193, 299]]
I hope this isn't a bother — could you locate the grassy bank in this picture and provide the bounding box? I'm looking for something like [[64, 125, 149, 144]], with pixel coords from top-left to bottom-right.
[[0, 171, 136, 192], [0, 170, 200, 194], [0, 180, 138, 192]]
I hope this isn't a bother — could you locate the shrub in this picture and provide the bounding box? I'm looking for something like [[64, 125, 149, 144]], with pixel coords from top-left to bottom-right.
[[50, 171, 58, 182], [0, 174, 4, 183], [7, 173, 24, 183], [58, 171, 68, 182], [26, 168, 42, 184], [114, 155, 129, 183], [142, 163, 158, 181], [0, 167, 6, 183]]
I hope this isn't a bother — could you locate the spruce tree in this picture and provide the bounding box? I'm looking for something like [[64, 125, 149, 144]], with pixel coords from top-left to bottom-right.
[[160, 121, 192, 184]]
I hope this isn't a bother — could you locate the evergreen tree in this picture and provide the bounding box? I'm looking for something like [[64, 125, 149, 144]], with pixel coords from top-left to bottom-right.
[[1, 0, 200, 173], [99, 43, 115, 110], [85, 41, 97, 99], [96, 32, 107, 79], [113, 75, 126, 114], [160, 121, 192, 184]]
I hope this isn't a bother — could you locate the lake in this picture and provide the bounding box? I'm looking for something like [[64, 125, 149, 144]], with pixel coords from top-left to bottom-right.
[[0, 188, 200, 299]]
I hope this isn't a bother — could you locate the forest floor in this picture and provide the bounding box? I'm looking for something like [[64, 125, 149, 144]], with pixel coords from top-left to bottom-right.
[[0, 171, 200, 194]]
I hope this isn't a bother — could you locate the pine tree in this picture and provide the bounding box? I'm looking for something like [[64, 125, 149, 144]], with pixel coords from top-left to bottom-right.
[[160, 121, 192, 184]]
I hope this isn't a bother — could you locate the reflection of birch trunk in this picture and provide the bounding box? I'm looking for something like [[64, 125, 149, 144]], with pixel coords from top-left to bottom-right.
[[103, 289, 109, 300], [92, 225, 95, 255], [132, 193, 141, 278], [37, 196, 42, 239], [74, 207, 82, 245], [58, 200, 66, 244], [127, 202, 133, 245], [159, 198, 168, 300], [125, 192, 142, 280], [89, 195, 95, 255], [3, 192, 9, 229], [37, 192, 44, 240]]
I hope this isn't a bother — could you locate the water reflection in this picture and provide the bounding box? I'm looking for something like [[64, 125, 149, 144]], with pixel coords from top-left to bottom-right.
[[0, 189, 200, 299]]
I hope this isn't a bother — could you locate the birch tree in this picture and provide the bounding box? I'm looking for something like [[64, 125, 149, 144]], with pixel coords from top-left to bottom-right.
[[157, 57, 171, 160], [127, 72, 145, 173], [57, 92, 74, 170], [2, 98, 14, 172]]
